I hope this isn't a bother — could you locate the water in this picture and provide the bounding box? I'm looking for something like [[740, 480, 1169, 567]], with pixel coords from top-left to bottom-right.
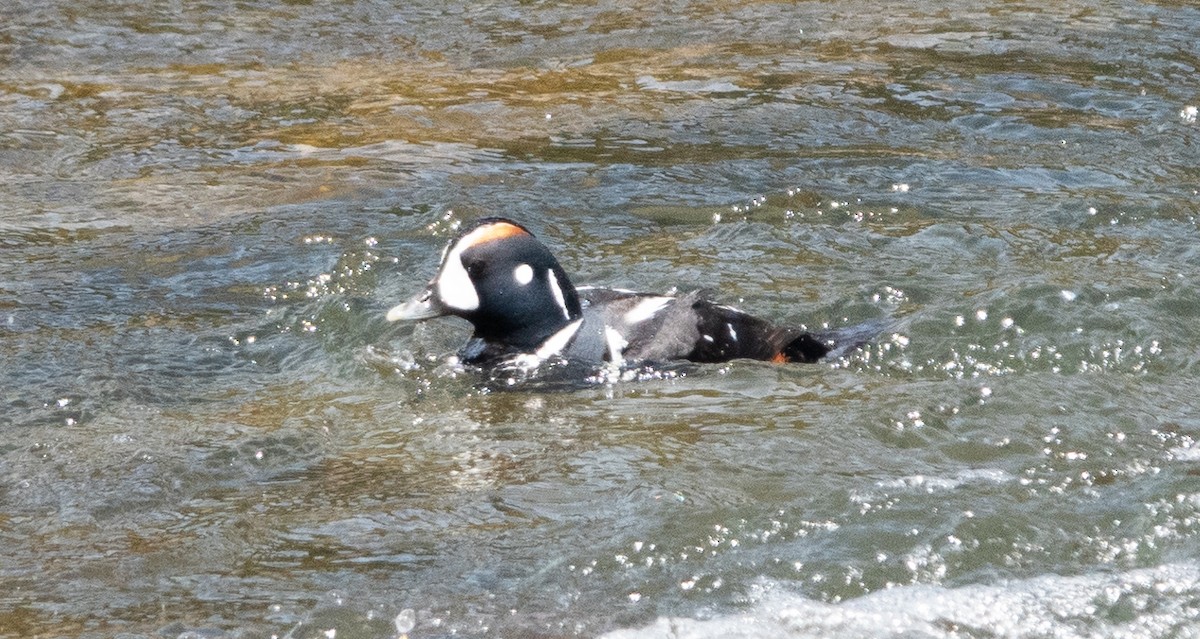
[[3, 1, 1200, 637]]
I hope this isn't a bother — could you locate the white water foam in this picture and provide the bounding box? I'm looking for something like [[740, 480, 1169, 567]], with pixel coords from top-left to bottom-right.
[[602, 562, 1200, 639]]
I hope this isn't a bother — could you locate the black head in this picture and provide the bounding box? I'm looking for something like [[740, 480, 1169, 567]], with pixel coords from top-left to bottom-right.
[[387, 217, 582, 349]]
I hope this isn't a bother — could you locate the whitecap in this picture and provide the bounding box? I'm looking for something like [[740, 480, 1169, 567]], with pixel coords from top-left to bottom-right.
[[602, 563, 1200, 639]]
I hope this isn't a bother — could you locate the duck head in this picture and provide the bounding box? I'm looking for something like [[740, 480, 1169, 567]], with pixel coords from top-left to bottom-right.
[[387, 217, 582, 350]]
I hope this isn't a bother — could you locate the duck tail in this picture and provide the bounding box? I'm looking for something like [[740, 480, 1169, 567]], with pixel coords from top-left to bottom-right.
[[782, 317, 893, 362]]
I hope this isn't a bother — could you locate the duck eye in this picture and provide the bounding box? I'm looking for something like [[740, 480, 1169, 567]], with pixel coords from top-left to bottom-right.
[[465, 260, 486, 278]]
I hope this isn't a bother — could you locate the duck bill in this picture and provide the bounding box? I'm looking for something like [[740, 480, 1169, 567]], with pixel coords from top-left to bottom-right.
[[386, 287, 445, 322]]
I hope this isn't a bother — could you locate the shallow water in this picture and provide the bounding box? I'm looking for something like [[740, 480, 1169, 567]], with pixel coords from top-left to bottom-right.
[[3, 1, 1200, 637]]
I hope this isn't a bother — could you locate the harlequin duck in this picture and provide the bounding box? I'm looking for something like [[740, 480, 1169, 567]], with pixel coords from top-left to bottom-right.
[[387, 217, 868, 368]]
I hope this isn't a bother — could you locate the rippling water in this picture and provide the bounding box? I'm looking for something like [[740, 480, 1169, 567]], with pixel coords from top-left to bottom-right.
[[3, 1, 1200, 637]]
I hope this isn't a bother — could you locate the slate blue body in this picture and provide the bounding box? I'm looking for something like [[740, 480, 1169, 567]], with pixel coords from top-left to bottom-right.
[[388, 217, 865, 368]]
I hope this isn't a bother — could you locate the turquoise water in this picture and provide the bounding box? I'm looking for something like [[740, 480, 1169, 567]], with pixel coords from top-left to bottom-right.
[[2, 1, 1199, 637]]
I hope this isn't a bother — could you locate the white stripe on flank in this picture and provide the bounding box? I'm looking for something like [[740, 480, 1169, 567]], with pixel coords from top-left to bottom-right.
[[536, 319, 583, 359], [604, 325, 628, 365], [511, 319, 584, 370]]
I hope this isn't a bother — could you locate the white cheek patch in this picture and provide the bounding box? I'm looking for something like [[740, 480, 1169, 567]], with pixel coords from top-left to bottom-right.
[[435, 244, 479, 312], [547, 269, 571, 319], [513, 263, 534, 286], [624, 296, 672, 325]]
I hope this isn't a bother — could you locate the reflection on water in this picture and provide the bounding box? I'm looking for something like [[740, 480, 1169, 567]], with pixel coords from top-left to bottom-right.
[[2, 0, 1200, 637]]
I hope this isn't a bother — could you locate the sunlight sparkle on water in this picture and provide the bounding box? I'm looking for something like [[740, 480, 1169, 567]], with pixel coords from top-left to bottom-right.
[[394, 609, 415, 635], [6, 2, 1200, 637]]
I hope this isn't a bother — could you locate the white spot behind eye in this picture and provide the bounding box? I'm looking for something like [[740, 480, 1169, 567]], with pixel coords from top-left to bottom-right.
[[547, 269, 570, 319], [513, 263, 534, 286]]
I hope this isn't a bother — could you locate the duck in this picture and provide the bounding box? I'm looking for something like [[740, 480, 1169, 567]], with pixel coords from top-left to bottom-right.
[[387, 217, 874, 368]]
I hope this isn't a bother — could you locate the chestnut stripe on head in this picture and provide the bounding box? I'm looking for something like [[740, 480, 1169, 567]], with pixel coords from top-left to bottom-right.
[[459, 221, 529, 250]]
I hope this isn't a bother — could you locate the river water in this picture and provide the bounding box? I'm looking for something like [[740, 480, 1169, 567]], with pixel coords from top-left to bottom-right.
[[2, 1, 1199, 637]]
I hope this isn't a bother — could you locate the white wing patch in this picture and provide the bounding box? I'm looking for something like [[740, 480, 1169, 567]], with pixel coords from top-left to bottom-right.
[[578, 286, 638, 294], [623, 296, 672, 325], [726, 322, 737, 341], [547, 269, 571, 319], [513, 263, 534, 286], [604, 325, 628, 365]]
